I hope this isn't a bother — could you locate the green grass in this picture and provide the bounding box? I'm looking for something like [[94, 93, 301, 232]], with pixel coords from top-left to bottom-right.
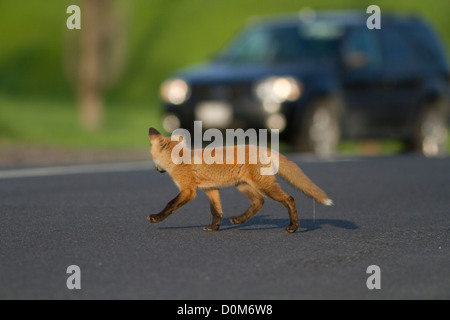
[[0, 95, 162, 149], [339, 139, 406, 156]]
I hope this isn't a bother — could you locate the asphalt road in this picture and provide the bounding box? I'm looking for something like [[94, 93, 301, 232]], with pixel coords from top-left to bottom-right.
[[0, 154, 449, 299]]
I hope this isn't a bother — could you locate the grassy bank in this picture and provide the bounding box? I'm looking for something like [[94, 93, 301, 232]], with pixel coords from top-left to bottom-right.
[[0, 95, 161, 149]]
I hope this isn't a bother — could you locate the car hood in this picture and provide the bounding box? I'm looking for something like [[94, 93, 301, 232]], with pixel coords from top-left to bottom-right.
[[174, 61, 334, 85]]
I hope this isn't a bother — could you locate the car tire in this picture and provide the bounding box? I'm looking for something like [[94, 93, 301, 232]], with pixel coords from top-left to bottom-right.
[[412, 98, 449, 156], [292, 97, 341, 157]]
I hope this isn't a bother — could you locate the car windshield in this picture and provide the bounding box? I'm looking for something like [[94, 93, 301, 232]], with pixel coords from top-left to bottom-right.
[[218, 23, 343, 65]]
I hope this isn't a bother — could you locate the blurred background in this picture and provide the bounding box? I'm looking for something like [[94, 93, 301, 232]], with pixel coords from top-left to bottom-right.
[[0, 0, 449, 167]]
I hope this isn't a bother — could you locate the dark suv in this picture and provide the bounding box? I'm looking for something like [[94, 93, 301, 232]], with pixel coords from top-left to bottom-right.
[[160, 11, 450, 156]]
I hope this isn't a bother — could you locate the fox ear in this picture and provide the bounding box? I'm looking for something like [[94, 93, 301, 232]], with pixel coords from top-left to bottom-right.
[[148, 127, 162, 143], [149, 127, 161, 137]]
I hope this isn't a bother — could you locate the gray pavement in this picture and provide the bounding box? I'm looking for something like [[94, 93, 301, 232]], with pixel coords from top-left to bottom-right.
[[0, 155, 449, 299]]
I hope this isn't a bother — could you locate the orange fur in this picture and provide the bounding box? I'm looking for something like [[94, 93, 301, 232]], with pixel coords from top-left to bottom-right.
[[148, 128, 332, 233]]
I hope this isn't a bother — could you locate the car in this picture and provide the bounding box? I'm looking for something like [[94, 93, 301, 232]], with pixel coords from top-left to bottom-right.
[[159, 11, 450, 156]]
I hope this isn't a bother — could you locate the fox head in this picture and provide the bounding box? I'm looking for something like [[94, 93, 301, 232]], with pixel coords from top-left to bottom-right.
[[148, 128, 168, 173], [148, 127, 186, 173]]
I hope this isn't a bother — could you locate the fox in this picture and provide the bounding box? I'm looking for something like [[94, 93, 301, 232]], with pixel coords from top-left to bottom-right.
[[147, 127, 333, 233]]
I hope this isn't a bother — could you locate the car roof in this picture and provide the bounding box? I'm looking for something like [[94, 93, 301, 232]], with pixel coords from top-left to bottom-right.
[[247, 10, 422, 29]]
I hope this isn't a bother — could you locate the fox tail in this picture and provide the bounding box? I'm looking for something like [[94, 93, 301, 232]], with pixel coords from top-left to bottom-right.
[[277, 154, 333, 206]]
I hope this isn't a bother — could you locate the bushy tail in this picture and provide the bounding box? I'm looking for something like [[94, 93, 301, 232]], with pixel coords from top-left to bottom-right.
[[277, 154, 333, 206]]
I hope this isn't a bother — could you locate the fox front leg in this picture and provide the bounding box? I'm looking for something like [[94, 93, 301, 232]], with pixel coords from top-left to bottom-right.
[[203, 188, 223, 231], [148, 189, 196, 223]]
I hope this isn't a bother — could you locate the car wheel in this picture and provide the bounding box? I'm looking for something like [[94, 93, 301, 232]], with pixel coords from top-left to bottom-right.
[[292, 97, 341, 157], [413, 101, 449, 156]]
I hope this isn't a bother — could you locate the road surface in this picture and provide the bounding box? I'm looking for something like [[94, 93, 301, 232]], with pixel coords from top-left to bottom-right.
[[0, 155, 449, 299]]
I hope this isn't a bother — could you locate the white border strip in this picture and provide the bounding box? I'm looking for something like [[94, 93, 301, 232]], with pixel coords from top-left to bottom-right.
[[0, 161, 154, 180]]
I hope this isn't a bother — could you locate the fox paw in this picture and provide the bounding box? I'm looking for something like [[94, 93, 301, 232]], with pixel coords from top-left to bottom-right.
[[148, 214, 164, 223], [285, 224, 298, 233], [230, 216, 245, 225], [204, 224, 220, 231]]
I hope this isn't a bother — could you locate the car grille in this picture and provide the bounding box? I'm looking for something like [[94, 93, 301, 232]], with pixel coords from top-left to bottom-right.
[[191, 84, 251, 102]]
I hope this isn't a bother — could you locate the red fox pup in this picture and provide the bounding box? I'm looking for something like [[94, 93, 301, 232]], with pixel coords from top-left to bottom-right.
[[147, 127, 333, 233]]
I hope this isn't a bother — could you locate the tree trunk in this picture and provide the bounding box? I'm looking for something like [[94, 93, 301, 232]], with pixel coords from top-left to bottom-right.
[[78, 0, 106, 130]]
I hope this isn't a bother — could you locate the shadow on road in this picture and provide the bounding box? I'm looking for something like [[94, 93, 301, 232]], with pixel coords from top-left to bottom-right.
[[296, 218, 359, 233], [223, 215, 359, 232], [159, 214, 358, 232]]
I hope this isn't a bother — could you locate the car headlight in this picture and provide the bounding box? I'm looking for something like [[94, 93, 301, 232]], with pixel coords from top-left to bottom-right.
[[266, 113, 287, 132], [162, 113, 181, 133], [255, 76, 302, 104], [160, 79, 190, 105]]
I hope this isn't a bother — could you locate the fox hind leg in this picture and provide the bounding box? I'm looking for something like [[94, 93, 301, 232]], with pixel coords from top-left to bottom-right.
[[204, 188, 223, 231], [253, 183, 299, 233], [230, 183, 264, 225]]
